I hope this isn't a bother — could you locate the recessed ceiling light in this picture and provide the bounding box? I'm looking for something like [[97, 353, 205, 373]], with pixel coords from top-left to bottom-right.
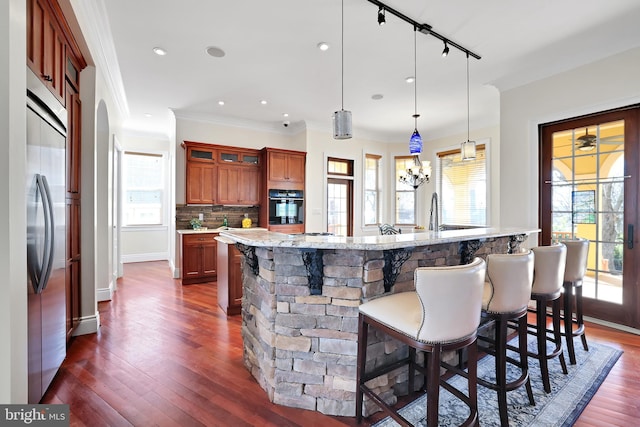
[[260, 100, 268, 105], [371, 94, 384, 100], [218, 101, 225, 106], [405, 76, 415, 83], [205, 46, 226, 58], [144, 113, 152, 117], [283, 113, 289, 117], [317, 42, 330, 51], [152, 47, 167, 56]]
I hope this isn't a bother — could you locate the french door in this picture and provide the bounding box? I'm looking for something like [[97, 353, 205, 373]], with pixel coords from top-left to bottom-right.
[[539, 105, 640, 328]]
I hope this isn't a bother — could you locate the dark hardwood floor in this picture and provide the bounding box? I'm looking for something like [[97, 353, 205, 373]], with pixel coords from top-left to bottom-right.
[[42, 261, 640, 426]]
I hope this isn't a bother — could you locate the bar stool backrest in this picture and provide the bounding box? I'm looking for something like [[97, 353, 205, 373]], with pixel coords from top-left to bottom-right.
[[563, 238, 590, 283], [531, 243, 567, 295], [414, 257, 486, 343], [484, 250, 534, 314]]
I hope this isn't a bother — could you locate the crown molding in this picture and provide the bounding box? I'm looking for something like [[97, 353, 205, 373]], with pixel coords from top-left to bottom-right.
[[70, 0, 129, 119], [171, 109, 307, 136]]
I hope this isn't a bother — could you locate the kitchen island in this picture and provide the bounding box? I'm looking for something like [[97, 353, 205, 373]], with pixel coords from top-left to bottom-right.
[[219, 227, 538, 417]]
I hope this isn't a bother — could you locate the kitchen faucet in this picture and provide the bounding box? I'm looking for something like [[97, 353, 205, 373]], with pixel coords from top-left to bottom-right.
[[429, 192, 439, 231]]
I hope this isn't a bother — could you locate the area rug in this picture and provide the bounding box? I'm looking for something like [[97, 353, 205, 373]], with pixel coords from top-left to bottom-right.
[[373, 337, 622, 427]]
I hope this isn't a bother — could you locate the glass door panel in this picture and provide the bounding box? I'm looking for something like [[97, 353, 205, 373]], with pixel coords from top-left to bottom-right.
[[543, 111, 639, 327]]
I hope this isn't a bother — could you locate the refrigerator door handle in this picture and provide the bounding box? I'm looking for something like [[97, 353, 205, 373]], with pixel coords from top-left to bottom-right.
[[39, 174, 55, 293]]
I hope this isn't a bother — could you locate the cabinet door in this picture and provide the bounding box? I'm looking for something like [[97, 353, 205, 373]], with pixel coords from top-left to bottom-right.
[[286, 154, 306, 184], [202, 242, 217, 276], [268, 151, 288, 182], [65, 81, 81, 194], [186, 163, 216, 204], [229, 246, 243, 309], [240, 167, 260, 205], [182, 243, 202, 278], [217, 165, 241, 204], [27, 0, 45, 73]]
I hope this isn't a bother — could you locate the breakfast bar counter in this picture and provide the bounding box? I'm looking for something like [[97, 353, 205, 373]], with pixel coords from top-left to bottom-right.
[[219, 227, 538, 416]]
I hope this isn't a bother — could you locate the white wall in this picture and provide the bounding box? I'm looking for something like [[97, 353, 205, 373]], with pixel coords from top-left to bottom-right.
[[305, 129, 389, 235], [118, 133, 172, 263], [0, 0, 28, 403], [500, 47, 640, 229]]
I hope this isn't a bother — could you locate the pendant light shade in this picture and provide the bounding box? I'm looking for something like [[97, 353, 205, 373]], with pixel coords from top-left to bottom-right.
[[409, 128, 422, 154], [333, 110, 352, 139], [333, 0, 352, 140], [461, 140, 476, 160]]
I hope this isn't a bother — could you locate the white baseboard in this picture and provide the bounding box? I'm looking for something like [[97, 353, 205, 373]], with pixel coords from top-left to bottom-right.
[[584, 316, 640, 335], [96, 280, 114, 302], [73, 311, 101, 336], [122, 252, 169, 263]]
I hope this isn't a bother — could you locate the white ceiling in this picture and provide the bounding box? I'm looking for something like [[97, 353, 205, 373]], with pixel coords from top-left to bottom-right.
[[91, 0, 640, 142]]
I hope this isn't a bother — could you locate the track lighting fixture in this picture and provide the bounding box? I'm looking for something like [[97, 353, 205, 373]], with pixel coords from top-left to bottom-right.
[[442, 41, 449, 57], [365, 0, 481, 60], [378, 6, 386, 25]]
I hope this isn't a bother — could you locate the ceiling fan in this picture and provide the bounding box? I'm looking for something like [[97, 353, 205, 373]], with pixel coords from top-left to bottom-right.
[[576, 128, 597, 151], [574, 128, 624, 151]]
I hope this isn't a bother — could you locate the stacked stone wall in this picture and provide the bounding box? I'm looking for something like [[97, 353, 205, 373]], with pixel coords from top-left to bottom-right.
[[240, 235, 520, 417]]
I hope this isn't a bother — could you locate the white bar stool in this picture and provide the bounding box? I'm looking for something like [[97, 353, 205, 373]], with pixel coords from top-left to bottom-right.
[[356, 258, 485, 427], [528, 244, 569, 393], [562, 238, 590, 364], [478, 250, 535, 427]]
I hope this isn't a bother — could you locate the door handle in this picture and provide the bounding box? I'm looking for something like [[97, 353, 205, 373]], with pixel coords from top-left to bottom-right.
[[628, 224, 634, 249]]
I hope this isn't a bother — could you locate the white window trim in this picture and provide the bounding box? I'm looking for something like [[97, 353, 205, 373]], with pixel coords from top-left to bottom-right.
[[434, 138, 491, 227], [121, 150, 170, 228], [362, 150, 383, 231]]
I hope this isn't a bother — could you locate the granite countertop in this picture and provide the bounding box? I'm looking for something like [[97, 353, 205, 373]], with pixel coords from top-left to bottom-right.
[[219, 226, 539, 251]]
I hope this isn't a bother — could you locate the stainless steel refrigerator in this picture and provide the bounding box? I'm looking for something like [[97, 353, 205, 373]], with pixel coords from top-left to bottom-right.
[[26, 70, 67, 404]]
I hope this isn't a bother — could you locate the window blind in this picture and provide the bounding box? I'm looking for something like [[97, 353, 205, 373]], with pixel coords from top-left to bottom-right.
[[437, 145, 486, 226]]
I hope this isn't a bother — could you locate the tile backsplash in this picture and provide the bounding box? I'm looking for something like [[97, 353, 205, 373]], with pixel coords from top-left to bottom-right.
[[176, 205, 259, 230]]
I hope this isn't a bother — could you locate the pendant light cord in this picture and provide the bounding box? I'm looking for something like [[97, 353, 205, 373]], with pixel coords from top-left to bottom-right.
[[466, 52, 470, 141], [413, 27, 418, 128], [341, 0, 345, 110]]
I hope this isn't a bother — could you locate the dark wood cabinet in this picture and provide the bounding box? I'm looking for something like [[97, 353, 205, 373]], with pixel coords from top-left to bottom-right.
[[27, 0, 65, 104], [65, 81, 81, 194], [266, 149, 305, 188], [182, 233, 217, 284], [217, 164, 260, 205], [29, 0, 86, 342], [260, 148, 306, 232], [217, 239, 243, 315], [184, 141, 261, 205]]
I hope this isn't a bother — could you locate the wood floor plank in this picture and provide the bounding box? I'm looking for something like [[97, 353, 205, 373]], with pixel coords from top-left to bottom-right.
[[41, 261, 640, 426]]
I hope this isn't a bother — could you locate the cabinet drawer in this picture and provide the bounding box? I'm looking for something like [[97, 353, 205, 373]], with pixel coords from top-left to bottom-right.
[[183, 233, 218, 244]]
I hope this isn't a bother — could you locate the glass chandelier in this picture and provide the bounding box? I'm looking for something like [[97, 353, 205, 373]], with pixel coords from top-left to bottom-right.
[[398, 155, 432, 189]]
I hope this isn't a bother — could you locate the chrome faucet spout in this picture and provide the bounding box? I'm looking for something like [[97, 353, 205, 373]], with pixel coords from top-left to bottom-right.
[[429, 192, 439, 231]]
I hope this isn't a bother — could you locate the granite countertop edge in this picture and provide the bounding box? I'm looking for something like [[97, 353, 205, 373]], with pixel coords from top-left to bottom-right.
[[218, 227, 540, 251]]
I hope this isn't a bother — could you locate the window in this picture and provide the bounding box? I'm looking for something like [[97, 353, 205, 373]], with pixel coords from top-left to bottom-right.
[[327, 157, 354, 236], [364, 154, 381, 226], [122, 152, 165, 226], [394, 156, 417, 225], [437, 145, 486, 226]]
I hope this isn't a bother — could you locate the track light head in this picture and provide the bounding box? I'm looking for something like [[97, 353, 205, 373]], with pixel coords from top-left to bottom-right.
[[442, 41, 449, 57], [378, 6, 386, 25]]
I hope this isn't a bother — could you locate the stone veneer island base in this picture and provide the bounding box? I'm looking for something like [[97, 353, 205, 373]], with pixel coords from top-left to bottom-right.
[[220, 227, 537, 417]]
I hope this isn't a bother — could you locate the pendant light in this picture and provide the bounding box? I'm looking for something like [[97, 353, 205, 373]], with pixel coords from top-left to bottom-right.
[[409, 27, 422, 154], [461, 52, 476, 160], [333, 0, 352, 139]]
